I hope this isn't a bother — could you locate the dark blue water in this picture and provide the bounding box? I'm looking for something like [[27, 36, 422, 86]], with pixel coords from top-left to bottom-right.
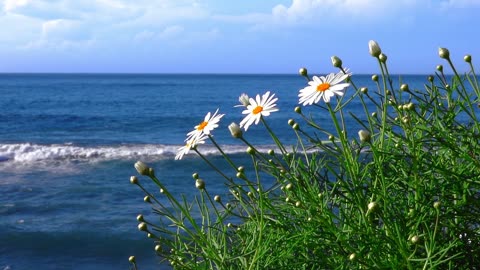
[[0, 73, 436, 269]]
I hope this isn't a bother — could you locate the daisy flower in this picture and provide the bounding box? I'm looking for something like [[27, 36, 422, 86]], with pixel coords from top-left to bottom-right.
[[175, 132, 207, 160], [240, 91, 279, 131], [298, 70, 351, 105], [187, 109, 224, 140]]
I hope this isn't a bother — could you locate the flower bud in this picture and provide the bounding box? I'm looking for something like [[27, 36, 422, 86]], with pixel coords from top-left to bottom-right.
[[428, 75, 434, 82], [288, 119, 295, 126], [228, 122, 243, 138], [159, 188, 165, 194], [406, 103, 415, 111], [155, 245, 162, 252], [294, 106, 302, 114], [148, 168, 155, 178], [134, 161, 149, 176], [295, 201, 301, 207], [246, 146, 255, 155], [400, 84, 409, 92], [371, 74, 378, 82], [433, 201, 441, 209], [247, 191, 253, 197], [214, 195, 221, 202], [147, 233, 154, 238], [136, 214, 144, 222], [195, 179, 206, 190], [410, 235, 420, 244], [379, 53, 387, 63], [436, 65, 443, 72], [371, 112, 377, 117], [464, 54, 472, 63], [238, 93, 250, 107], [268, 149, 275, 155], [144, 195, 151, 203], [299, 67, 308, 77], [138, 222, 148, 232], [128, 256, 136, 263], [368, 40, 382, 57], [192, 172, 199, 179], [368, 201, 378, 212], [331, 56, 342, 68], [360, 87, 368, 94], [358, 130, 371, 143], [349, 253, 356, 261], [438, 47, 450, 59], [328, 135, 335, 141], [286, 183, 293, 190], [237, 166, 245, 172], [292, 123, 299, 130], [130, 176, 139, 185]]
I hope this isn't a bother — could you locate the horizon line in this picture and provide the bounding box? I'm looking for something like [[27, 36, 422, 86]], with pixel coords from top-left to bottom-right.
[[0, 72, 441, 76]]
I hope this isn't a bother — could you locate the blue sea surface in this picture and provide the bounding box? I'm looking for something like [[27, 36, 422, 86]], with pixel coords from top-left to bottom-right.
[[0, 73, 436, 269]]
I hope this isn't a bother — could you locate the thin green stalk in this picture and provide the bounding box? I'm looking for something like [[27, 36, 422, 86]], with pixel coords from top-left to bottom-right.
[[208, 135, 239, 171], [261, 117, 287, 155], [194, 148, 232, 182]]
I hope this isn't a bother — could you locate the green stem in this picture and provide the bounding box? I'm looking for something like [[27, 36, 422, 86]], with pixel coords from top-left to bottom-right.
[[261, 117, 287, 155], [194, 148, 232, 182], [208, 135, 238, 170]]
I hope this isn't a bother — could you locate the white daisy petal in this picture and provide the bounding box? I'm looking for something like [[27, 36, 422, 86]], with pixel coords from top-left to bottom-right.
[[298, 69, 351, 106], [188, 109, 224, 139], [238, 91, 279, 131], [176, 133, 207, 160]]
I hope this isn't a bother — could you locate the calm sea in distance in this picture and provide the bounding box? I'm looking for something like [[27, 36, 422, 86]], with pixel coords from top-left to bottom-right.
[[0, 73, 443, 269]]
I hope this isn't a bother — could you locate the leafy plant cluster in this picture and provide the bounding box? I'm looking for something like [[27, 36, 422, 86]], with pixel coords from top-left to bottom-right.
[[128, 42, 480, 269]]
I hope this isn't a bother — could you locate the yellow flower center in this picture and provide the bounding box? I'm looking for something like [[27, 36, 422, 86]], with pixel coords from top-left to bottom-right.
[[317, 83, 330, 92], [197, 121, 208, 130], [253, 106, 263, 115]]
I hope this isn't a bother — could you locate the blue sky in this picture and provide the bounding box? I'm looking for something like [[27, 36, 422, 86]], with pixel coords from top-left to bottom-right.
[[0, 0, 479, 74]]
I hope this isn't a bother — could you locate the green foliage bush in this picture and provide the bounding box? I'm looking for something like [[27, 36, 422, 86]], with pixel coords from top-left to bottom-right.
[[129, 42, 480, 269]]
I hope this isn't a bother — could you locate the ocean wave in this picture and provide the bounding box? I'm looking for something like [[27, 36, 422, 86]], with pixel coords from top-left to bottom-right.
[[0, 143, 279, 163]]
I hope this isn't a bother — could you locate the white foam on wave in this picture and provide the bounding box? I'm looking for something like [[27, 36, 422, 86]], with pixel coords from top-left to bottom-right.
[[0, 143, 173, 163], [0, 143, 277, 163]]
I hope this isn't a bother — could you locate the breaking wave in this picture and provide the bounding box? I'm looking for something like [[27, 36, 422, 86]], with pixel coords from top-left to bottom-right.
[[0, 142, 278, 163]]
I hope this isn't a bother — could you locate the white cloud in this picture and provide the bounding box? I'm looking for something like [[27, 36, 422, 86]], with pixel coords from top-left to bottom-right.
[[157, 25, 184, 39], [3, 0, 30, 12], [20, 37, 95, 51], [0, 12, 42, 45], [42, 19, 80, 39], [214, 0, 420, 28], [440, 0, 480, 8], [0, 0, 210, 50], [270, 0, 417, 23], [133, 25, 185, 42]]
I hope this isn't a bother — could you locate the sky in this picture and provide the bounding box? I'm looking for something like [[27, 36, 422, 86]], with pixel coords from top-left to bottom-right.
[[0, 0, 479, 74]]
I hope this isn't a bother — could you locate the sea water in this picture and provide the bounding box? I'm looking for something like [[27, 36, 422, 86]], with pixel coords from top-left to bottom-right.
[[0, 73, 437, 269]]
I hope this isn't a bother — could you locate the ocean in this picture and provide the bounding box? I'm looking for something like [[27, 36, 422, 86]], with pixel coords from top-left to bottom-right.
[[0, 73, 434, 269]]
